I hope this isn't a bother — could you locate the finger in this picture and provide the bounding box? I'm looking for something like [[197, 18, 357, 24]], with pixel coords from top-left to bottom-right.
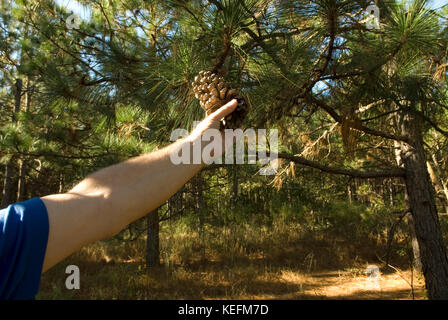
[[208, 99, 238, 120]]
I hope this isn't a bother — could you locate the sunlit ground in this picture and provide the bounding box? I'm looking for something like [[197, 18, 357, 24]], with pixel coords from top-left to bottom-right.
[[38, 221, 425, 300]]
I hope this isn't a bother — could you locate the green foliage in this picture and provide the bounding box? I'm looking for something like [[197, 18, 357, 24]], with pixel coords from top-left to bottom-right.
[[1, 1, 448, 294]]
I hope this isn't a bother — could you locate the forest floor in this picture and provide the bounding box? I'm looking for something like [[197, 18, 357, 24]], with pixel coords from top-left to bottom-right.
[[38, 221, 426, 300]]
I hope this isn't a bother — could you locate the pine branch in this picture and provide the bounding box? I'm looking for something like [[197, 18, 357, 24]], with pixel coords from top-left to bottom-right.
[[383, 209, 411, 265], [273, 152, 406, 179], [241, 29, 310, 51], [212, 32, 232, 73], [361, 108, 403, 122], [25, 18, 105, 79], [208, 0, 223, 11], [175, 1, 207, 32], [414, 110, 448, 138], [289, 7, 338, 104], [242, 26, 288, 74], [17, 150, 119, 160], [306, 94, 411, 143]]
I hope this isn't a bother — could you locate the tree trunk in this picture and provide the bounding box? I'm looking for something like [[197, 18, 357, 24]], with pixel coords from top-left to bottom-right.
[[16, 159, 26, 202], [196, 173, 206, 262], [393, 137, 423, 274], [347, 181, 353, 203], [16, 77, 34, 203], [1, 79, 22, 208], [1, 161, 16, 208], [399, 112, 448, 299], [146, 208, 159, 268], [406, 209, 423, 272], [197, 173, 204, 230], [388, 179, 394, 206], [232, 166, 238, 203], [428, 156, 448, 214]]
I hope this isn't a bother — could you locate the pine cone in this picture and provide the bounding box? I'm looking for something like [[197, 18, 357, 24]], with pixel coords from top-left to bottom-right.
[[192, 70, 248, 129]]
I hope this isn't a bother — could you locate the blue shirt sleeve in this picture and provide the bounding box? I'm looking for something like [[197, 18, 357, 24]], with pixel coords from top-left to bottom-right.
[[0, 197, 49, 300]]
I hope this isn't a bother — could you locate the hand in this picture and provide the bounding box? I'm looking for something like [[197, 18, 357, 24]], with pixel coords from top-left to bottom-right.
[[186, 99, 241, 164], [189, 99, 238, 139]]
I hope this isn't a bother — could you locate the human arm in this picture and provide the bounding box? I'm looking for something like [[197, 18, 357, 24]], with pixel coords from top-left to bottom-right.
[[40, 99, 238, 272]]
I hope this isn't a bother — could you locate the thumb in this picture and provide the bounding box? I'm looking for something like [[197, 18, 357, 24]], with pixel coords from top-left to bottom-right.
[[208, 99, 238, 121]]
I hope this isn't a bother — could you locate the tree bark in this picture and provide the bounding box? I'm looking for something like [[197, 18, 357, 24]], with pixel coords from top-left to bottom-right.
[[1, 79, 22, 208], [428, 157, 448, 214], [232, 166, 238, 203], [398, 112, 448, 299], [406, 212, 422, 271], [146, 208, 159, 268], [16, 159, 26, 202], [196, 173, 206, 262], [393, 136, 423, 273], [1, 161, 16, 208]]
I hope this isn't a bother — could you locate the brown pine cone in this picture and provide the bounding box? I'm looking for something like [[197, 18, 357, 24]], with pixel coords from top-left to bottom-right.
[[192, 70, 248, 129]]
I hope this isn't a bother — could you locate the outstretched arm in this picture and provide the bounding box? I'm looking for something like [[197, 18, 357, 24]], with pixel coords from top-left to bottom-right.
[[41, 100, 238, 272]]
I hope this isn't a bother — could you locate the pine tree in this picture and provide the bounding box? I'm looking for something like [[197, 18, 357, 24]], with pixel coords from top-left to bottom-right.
[[154, 0, 448, 298], [2, 0, 448, 299]]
